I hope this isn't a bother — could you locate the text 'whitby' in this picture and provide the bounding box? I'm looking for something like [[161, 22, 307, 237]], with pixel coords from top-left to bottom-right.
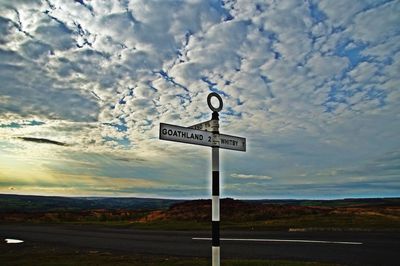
[[221, 138, 239, 147]]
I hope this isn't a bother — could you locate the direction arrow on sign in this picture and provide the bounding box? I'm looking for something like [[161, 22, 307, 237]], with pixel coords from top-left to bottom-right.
[[160, 123, 246, 152]]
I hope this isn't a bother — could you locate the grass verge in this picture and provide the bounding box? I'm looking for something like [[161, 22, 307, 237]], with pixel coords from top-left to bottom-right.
[[0, 245, 340, 266]]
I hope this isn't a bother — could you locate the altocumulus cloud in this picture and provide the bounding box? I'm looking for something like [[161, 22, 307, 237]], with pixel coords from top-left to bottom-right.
[[231, 173, 273, 180], [0, 0, 399, 198]]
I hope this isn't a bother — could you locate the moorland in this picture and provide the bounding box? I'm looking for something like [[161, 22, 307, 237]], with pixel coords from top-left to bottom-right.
[[1, 194, 399, 231]]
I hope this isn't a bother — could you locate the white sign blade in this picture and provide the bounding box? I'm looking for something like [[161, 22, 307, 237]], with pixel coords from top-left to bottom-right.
[[219, 133, 246, 152], [160, 123, 213, 147], [188, 120, 214, 131]]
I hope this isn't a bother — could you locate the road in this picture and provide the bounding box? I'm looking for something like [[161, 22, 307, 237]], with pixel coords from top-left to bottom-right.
[[0, 224, 399, 265]]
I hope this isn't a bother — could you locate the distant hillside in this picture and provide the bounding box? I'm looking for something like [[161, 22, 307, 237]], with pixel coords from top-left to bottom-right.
[[0, 194, 182, 213], [1, 194, 399, 213], [1, 195, 399, 230], [138, 198, 331, 222], [139, 198, 400, 222], [247, 197, 400, 207], [135, 198, 400, 230]]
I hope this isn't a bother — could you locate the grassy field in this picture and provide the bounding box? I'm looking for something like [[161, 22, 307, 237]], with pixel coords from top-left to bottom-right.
[[64, 211, 400, 231], [0, 246, 340, 266], [4, 211, 399, 232], [2, 195, 399, 231]]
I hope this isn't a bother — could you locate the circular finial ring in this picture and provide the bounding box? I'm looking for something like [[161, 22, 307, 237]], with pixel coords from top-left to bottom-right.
[[207, 92, 223, 112]]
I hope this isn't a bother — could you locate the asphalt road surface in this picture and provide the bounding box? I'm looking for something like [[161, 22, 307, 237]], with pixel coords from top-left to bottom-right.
[[0, 224, 399, 265]]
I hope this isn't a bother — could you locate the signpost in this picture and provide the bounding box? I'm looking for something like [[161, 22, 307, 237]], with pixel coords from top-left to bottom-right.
[[159, 92, 246, 266]]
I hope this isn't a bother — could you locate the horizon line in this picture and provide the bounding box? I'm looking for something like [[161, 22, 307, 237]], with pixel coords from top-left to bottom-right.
[[1, 193, 399, 201]]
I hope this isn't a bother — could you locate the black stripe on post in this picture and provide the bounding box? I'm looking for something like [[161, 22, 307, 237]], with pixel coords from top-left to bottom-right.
[[212, 171, 219, 196], [212, 221, 220, 246]]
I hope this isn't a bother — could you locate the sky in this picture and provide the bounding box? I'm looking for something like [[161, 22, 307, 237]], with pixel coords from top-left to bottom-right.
[[0, 0, 399, 199]]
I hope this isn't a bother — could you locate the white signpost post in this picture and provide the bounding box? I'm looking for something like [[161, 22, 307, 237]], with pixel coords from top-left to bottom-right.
[[159, 92, 246, 266]]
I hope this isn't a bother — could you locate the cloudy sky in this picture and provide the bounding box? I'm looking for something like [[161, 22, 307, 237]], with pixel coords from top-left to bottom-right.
[[0, 0, 399, 199]]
